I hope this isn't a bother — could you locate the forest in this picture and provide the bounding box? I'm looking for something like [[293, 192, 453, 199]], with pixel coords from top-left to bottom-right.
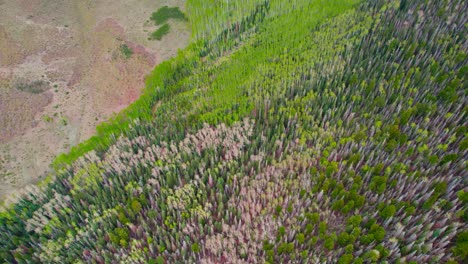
[[1, 0, 467, 263]]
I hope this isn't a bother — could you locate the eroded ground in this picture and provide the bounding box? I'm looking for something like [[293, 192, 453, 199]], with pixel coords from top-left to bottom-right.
[[0, 0, 190, 199]]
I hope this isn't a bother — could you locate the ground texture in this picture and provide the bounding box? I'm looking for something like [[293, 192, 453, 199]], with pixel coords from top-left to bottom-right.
[[0, 0, 190, 198]]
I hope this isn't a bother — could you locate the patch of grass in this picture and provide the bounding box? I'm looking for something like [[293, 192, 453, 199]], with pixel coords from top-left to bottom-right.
[[120, 44, 133, 59], [60, 117, 68, 126], [150, 6, 187, 25], [150, 24, 170, 40], [15, 80, 49, 94], [42, 115, 53, 122]]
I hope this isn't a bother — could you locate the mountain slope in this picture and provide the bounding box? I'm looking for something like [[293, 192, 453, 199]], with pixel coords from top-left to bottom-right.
[[1, 0, 467, 263]]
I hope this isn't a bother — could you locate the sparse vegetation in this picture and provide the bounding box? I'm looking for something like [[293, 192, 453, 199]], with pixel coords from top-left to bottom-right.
[[120, 44, 133, 59], [42, 115, 53, 123], [59, 117, 68, 126], [15, 80, 49, 94]]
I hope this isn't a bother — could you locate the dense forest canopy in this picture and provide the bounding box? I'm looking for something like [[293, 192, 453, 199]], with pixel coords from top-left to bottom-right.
[[1, 0, 467, 263]]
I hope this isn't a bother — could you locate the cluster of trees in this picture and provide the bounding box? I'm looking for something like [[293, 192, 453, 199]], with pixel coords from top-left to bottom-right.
[[1, 0, 466, 263], [149, 6, 187, 41]]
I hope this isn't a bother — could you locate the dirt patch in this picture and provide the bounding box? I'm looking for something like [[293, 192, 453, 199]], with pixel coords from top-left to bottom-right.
[[0, 88, 52, 142], [0, 0, 190, 199]]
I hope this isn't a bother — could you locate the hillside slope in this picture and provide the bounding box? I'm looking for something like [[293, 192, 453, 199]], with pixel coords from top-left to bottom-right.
[[1, 0, 467, 263]]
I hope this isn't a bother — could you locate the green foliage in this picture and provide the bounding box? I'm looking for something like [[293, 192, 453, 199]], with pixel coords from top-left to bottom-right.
[[151, 24, 171, 40], [151, 6, 187, 25], [369, 176, 388, 194], [117, 210, 129, 224], [369, 224, 386, 242], [278, 226, 286, 237], [379, 204, 396, 219], [278, 242, 294, 254], [332, 199, 345, 211], [110, 227, 129, 247], [440, 153, 458, 165], [433, 181, 448, 195], [453, 232, 468, 261], [376, 244, 390, 259], [191, 243, 200, 253], [405, 205, 416, 215], [337, 232, 350, 246], [353, 257, 364, 264], [263, 240, 274, 251], [324, 235, 335, 250], [319, 221, 327, 237], [414, 103, 433, 117], [150, 256, 165, 264], [459, 138, 468, 151], [345, 244, 354, 254], [360, 234, 375, 245], [338, 253, 354, 264], [457, 191, 468, 205], [130, 199, 142, 215], [347, 215, 362, 227], [363, 249, 380, 262], [306, 212, 320, 224], [275, 205, 282, 215], [42, 115, 53, 123], [438, 86, 459, 103], [399, 0, 408, 11], [120, 44, 133, 59], [423, 181, 448, 210], [297, 233, 305, 244], [399, 109, 413, 126]]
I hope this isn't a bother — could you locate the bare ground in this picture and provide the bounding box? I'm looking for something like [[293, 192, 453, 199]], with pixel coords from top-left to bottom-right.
[[0, 0, 190, 199]]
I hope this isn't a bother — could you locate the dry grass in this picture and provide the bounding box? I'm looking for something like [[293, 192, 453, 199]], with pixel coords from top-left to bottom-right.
[[0, 0, 190, 199]]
